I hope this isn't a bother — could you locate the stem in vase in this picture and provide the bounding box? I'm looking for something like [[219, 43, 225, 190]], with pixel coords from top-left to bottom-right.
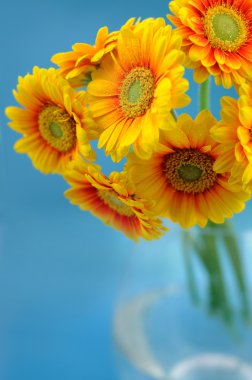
[[199, 78, 210, 111], [180, 76, 250, 328]]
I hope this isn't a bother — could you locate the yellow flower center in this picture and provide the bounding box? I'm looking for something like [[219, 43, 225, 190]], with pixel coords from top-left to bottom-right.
[[203, 5, 248, 52], [38, 104, 77, 152], [98, 190, 134, 216], [163, 149, 217, 194], [119, 67, 155, 118]]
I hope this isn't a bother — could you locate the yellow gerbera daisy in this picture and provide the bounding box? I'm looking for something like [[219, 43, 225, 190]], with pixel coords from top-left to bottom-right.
[[64, 159, 167, 241], [5, 66, 96, 174], [126, 110, 249, 228], [168, 0, 252, 88], [87, 18, 190, 161], [51, 18, 138, 88], [211, 83, 252, 190]]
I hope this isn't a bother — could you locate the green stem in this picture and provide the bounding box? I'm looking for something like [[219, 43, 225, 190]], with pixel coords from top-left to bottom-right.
[[182, 230, 200, 305], [199, 78, 210, 111], [220, 223, 251, 323], [190, 230, 233, 325]]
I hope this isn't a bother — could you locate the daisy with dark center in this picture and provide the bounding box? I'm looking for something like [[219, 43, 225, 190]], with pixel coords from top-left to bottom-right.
[[168, 0, 252, 88], [38, 105, 77, 152], [211, 83, 252, 190], [6, 67, 96, 174], [126, 111, 249, 228], [163, 149, 217, 194], [87, 18, 190, 161], [51, 18, 138, 89], [63, 159, 167, 241]]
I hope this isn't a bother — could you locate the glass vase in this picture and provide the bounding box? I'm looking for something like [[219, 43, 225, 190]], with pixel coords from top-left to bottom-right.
[[114, 205, 252, 380]]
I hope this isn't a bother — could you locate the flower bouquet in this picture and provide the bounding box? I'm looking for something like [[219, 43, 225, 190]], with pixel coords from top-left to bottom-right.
[[5, 1, 252, 377]]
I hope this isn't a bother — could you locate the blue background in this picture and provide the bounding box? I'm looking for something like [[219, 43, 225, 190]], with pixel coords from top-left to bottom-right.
[[1, 1, 251, 379]]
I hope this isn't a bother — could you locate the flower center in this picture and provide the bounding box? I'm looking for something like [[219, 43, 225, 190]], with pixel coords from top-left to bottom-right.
[[98, 190, 134, 216], [119, 67, 155, 118], [178, 164, 203, 181], [203, 5, 248, 52], [38, 104, 77, 152], [50, 122, 63, 138], [163, 149, 217, 194]]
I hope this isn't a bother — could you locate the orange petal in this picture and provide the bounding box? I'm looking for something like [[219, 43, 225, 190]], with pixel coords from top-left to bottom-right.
[[225, 53, 241, 70], [189, 34, 208, 46], [214, 49, 226, 65], [202, 50, 216, 67], [189, 44, 211, 61], [220, 72, 233, 89], [235, 142, 246, 162], [193, 65, 209, 83]]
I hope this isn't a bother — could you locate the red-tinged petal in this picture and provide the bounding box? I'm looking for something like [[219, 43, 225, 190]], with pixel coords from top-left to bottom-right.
[[188, 0, 206, 14], [208, 64, 221, 76], [189, 34, 209, 46], [238, 46, 252, 61], [235, 142, 246, 162], [221, 72, 233, 89], [187, 17, 204, 34], [193, 65, 209, 83], [214, 49, 226, 65], [225, 53, 242, 69], [202, 50, 216, 67], [189, 44, 211, 61], [167, 14, 182, 27]]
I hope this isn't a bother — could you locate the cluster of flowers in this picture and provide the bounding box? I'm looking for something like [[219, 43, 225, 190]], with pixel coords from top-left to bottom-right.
[[5, 0, 252, 241]]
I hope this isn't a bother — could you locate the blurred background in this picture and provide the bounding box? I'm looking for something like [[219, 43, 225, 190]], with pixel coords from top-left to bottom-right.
[[1, 1, 250, 379]]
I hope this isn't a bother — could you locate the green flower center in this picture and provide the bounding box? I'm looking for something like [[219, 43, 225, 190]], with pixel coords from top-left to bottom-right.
[[178, 164, 203, 182], [203, 5, 248, 52], [127, 79, 142, 103], [50, 122, 64, 138], [212, 13, 240, 41], [163, 149, 217, 194], [38, 104, 77, 152], [119, 67, 155, 118], [98, 190, 134, 216]]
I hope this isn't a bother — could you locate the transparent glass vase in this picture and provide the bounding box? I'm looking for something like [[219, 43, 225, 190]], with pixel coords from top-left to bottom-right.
[[114, 207, 252, 380]]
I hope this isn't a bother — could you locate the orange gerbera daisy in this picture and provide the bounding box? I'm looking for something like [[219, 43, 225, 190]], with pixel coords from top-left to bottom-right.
[[126, 110, 249, 228], [63, 159, 167, 241], [211, 83, 252, 190], [51, 18, 138, 88], [87, 18, 190, 161], [5, 66, 96, 174], [168, 0, 252, 88]]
